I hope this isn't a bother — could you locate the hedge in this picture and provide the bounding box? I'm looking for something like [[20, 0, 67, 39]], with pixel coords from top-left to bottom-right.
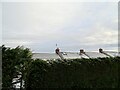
[[25, 57, 120, 89]]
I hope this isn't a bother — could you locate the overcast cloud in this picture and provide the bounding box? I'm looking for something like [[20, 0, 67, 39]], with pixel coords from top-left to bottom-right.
[[2, 1, 118, 52]]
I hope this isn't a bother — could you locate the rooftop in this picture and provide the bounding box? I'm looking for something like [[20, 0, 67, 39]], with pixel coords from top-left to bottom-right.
[[32, 48, 120, 60]]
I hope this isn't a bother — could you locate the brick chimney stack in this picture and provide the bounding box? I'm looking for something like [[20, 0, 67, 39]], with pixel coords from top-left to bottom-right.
[[99, 48, 103, 53], [55, 48, 60, 54], [80, 49, 85, 55]]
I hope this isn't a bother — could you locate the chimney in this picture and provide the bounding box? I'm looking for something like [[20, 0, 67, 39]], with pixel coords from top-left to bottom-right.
[[55, 48, 60, 54], [99, 48, 103, 53], [80, 49, 85, 55]]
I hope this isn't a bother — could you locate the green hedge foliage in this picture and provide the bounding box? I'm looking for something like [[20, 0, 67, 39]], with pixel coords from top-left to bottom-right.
[[25, 57, 120, 89], [2, 45, 32, 89]]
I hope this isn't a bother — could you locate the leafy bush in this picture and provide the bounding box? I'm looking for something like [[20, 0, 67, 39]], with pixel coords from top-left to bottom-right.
[[25, 57, 120, 89], [2, 45, 32, 89]]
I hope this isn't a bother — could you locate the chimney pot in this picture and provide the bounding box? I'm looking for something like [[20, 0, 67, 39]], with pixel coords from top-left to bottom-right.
[[55, 48, 60, 54], [80, 49, 85, 54], [99, 48, 103, 53]]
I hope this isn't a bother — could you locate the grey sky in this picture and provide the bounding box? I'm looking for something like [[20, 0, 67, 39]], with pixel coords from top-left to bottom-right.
[[1, 1, 118, 52]]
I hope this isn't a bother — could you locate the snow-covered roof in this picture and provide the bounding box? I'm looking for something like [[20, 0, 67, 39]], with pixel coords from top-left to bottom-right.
[[32, 53, 60, 60], [103, 51, 119, 57], [32, 50, 119, 60], [85, 52, 109, 58], [61, 52, 81, 59]]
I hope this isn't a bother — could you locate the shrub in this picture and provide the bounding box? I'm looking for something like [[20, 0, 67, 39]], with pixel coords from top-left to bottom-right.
[[25, 57, 120, 89]]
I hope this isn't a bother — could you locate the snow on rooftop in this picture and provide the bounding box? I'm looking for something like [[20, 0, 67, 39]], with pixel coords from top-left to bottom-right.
[[32, 53, 60, 60], [32, 49, 119, 60], [61, 52, 81, 59], [85, 52, 109, 58], [104, 51, 119, 57]]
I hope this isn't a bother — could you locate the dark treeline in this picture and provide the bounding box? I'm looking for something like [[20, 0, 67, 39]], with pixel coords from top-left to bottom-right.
[[1, 45, 120, 89]]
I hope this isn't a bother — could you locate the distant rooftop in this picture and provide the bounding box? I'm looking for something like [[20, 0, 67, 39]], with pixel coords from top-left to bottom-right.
[[32, 48, 120, 60]]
